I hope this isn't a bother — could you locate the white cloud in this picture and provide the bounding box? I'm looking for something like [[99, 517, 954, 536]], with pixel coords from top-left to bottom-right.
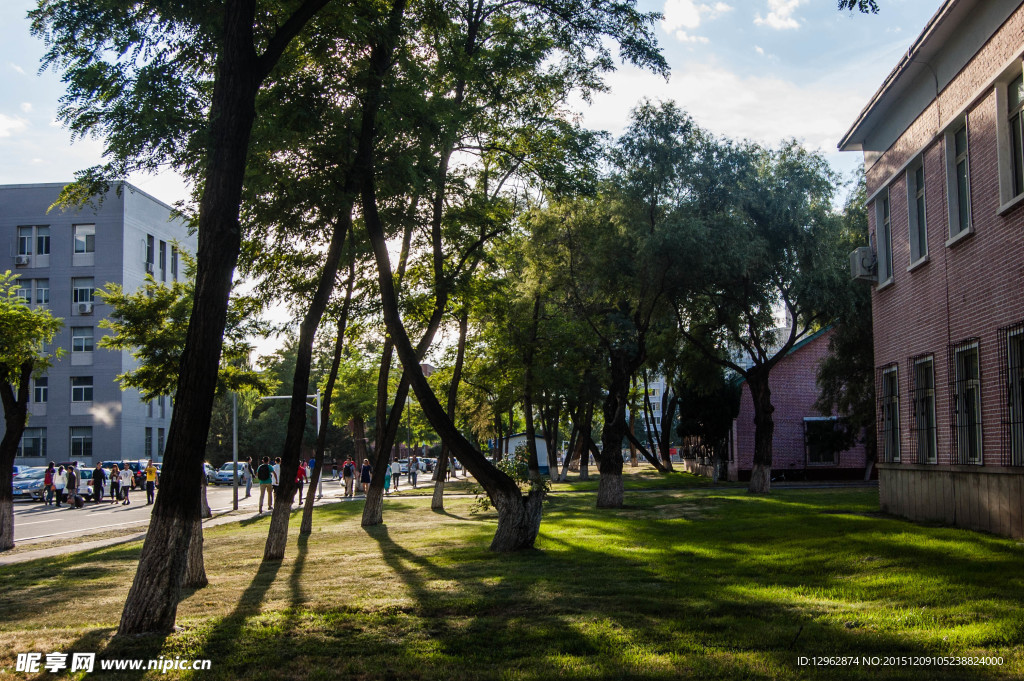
[[20, 102, 33, 114], [0, 114, 28, 137], [662, 0, 733, 37], [675, 31, 710, 44], [755, 45, 765, 55], [7, 62, 25, 75], [754, 0, 805, 30], [574, 62, 870, 155]]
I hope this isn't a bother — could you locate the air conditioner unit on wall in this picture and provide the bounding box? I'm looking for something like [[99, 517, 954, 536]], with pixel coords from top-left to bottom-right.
[[145, 262, 154, 274], [14, 255, 30, 266], [78, 302, 93, 314], [850, 246, 877, 282]]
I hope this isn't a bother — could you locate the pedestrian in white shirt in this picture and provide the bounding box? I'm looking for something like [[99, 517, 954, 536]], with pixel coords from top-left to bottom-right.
[[119, 467, 134, 505], [54, 466, 67, 507], [390, 459, 401, 492]]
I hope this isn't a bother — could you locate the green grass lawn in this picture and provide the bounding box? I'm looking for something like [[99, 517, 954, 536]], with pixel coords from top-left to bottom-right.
[[1, 480, 1021, 680]]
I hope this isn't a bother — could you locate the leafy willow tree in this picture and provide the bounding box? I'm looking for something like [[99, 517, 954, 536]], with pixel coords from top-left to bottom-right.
[[0, 273, 63, 551], [672, 139, 848, 493], [31, 0, 355, 635]]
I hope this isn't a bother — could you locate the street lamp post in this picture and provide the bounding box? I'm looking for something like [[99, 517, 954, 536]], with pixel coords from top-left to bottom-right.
[[232, 392, 239, 510]]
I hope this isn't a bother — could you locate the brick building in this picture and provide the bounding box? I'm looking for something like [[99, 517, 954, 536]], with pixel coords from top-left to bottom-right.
[[719, 329, 868, 482], [839, 0, 1024, 538]]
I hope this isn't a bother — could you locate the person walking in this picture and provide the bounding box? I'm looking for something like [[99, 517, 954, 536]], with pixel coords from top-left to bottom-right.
[[144, 459, 158, 504], [43, 462, 55, 505], [295, 460, 307, 505], [341, 457, 355, 497], [332, 461, 338, 480], [53, 464, 65, 507], [383, 462, 392, 495], [65, 463, 78, 507], [256, 456, 274, 513], [359, 458, 372, 495], [390, 458, 401, 493], [271, 457, 281, 503], [244, 456, 254, 498], [110, 464, 121, 504], [408, 455, 418, 488], [92, 462, 107, 503], [119, 465, 133, 505]]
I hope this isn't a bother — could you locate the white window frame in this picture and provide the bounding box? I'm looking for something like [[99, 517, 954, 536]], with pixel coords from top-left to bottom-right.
[[70, 427, 92, 459], [953, 343, 983, 464], [71, 326, 94, 353], [875, 189, 894, 285], [36, 226, 49, 256], [945, 121, 972, 242], [912, 357, 937, 464], [906, 159, 928, 266], [73, 224, 95, 254], [1007, 328, 1024, 466], [35, 279, 49, 305], [71, 376, 94, 403], [18, 427, 46, 458], [881, 365, 900, 463], [17, 226, 33, 256], [33, 377, 48, 403], [72, 278, 95, 304]]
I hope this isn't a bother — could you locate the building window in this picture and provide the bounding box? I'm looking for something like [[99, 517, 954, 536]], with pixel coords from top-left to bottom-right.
[[1001, 321, 1024, 466], [159, 240, 166, 281], [145, 427, 153, 457], [878, 365, 900, 463], [17, 226, 33, 256], [157, 428, 165, 456], [876, 190, 894, 283], [804, 418, 841, 465], [1009, 73, 1024, 199], [33, 376, 48, 403], [73, 224, 95, 254], [71, 326, 94, 352], [71, 376, 94, 403], [70, 427, 92, 458], [171, 245, 178, 280], [18, 428, 46, 458], [947, 123, 971, 237], [36, 227, 50, 256], [146, 234, 155, 266], [950, 340, 982, 464], [16, 283, 31, 303], [35, 279, 49, 305], [907, 161, 927, 263], [147, 400, 154, 418], [158, 395, 166, 418], [909, 355, 937, 464], [72, 278, 95, 303]]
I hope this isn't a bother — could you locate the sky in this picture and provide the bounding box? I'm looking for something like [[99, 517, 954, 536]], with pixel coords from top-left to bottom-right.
[[0, 0, 943, 352]]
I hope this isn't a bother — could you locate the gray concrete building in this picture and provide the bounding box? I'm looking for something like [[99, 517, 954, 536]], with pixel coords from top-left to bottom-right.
[[1, 182, 196, 465]]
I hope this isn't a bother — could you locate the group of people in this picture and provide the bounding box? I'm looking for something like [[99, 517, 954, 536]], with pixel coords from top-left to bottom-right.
[[251, 456, 311, 514], [40, 460, 159, 508], [331, 455, 420, 497]]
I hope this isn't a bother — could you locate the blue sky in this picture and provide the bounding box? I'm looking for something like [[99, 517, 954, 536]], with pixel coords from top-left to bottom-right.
[[0, 0, 940, 205]]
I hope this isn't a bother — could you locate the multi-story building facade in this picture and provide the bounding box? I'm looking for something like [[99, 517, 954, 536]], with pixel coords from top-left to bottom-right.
[[0, 182, 196, 466], [840, 0, 1024, 538]]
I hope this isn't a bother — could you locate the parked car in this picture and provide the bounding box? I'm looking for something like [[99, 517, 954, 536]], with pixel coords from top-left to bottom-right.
[[77, 467, 100, 501], [214, 461, 248, 486], [204, 462, 217, 484], [12, 468, 46, 501]]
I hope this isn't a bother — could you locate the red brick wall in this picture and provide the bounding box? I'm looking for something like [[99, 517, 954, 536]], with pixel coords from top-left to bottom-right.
[[729, 330, 868, 478], [865, 15, 1024, 467]]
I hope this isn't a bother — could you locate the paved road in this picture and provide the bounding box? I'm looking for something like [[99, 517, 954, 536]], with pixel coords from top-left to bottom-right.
[[11, 475, 441, 542]]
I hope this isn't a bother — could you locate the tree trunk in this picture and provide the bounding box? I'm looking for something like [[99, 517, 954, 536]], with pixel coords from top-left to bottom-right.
[[200, 477, 212, 519], [363, 152, 542, 553], [353, 416, 367, 462], [627, 414, 638, 468], [118, 0, 272, 635], [596, 356, 631, 508], [0, 361, 31, 552], [623, 429, 668, 473], [264, 209, 353, 561], [523, 295, 542, 482], [184, 517, 207, 588], [747, 371, 774, 494], [432, 307, 468, 510], [659, 391, 677, 472], [302, 262, 355, 536]]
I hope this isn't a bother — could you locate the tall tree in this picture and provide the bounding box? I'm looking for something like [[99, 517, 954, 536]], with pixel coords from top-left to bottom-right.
[[32, 0, 351, 634], [0, 273, 63, 551], [673, 140, 847, 493]]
